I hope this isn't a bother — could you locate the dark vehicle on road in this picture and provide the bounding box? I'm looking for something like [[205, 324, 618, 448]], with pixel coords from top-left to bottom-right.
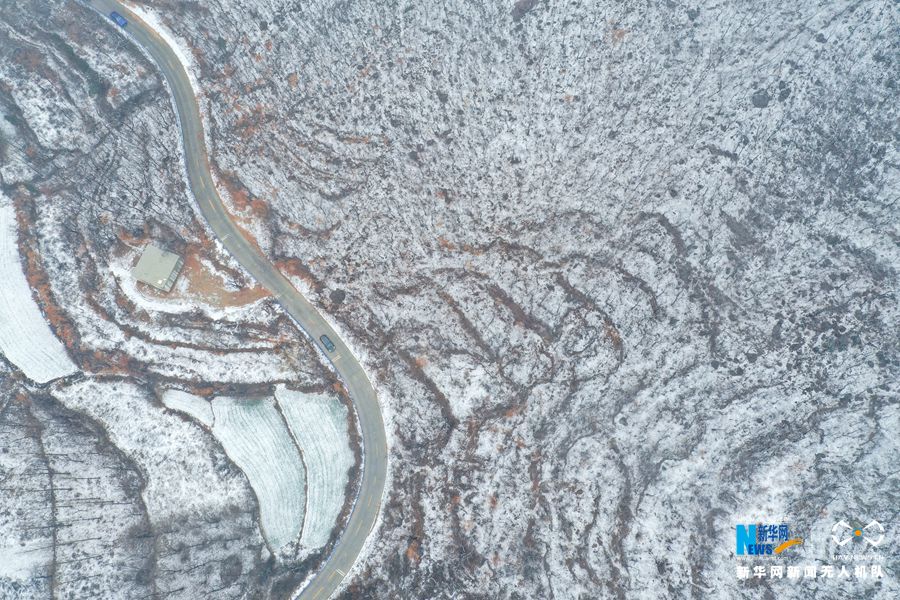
[[320, 335, 336, 352], [109, 11, 128, 28]]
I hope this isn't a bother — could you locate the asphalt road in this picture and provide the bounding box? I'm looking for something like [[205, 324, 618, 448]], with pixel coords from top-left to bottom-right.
[[87, 2, 388, 598]]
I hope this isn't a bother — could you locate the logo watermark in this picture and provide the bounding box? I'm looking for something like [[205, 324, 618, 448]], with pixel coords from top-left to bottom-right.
[[832, 520, 884, 548], [734, 518, 890, 584], [736, 523, 803, 556], [736, 563, 885, 580]]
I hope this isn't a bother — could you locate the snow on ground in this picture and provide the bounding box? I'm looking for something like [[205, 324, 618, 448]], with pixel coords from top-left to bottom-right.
[[1, 58, 86, 151], [0, 384, 53, 599], [54, 379, 253, 519], [50, 378, 270, 598], [29, 197, 307, 385], [276, 385, 354, 551], [162, 388, 214, 426], [211, 395, 307, 555], [0, 409, 52, 587], [162, 385, 354, 555], [0, 537, 51, 583], [0, 106, 32, 183], [0, 192, 76, 383], [108, 249, 271, 322]]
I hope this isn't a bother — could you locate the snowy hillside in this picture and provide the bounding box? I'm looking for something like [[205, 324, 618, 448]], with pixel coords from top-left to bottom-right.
[[0, 0, 896, 598], [132, 0, 899, 597], [0, 1, 359, 597]]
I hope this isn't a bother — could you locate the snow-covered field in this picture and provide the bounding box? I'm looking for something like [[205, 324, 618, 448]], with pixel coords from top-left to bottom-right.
[[211, 395, 308, 554], [276, 385, 354, 550], [48, 378, 269, 598], [55, 380, 254, 519], [0, 193, 76, 383], [162, 386, 355, 555], [162, 387, 214, 426]]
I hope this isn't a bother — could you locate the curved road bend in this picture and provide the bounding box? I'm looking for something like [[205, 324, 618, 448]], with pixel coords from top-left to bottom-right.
[[87, 1, 388, 598]]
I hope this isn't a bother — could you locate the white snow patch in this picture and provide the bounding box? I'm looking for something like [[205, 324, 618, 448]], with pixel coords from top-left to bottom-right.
[[0, 193, 76, 383], [0, 537, 50, 581], [162, 388, 213, 427], [211, 396, 307, 555], [276, 385, 354, 551]]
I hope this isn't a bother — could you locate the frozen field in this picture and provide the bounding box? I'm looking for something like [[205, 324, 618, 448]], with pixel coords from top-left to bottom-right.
[[211, 396, 308, 554], [0, 193, 76, 383], [276, 386, 354, 550]]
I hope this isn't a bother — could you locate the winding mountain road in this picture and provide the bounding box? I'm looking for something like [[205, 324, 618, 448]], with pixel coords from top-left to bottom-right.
[[87, 1, 388, 598]]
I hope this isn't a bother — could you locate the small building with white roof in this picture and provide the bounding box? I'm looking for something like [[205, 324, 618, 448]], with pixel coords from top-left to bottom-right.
[[132, 244, 184, 292]]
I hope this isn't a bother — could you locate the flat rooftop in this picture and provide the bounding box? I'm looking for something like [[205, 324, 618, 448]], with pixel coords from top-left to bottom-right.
[[132, 244, 184, 292]]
